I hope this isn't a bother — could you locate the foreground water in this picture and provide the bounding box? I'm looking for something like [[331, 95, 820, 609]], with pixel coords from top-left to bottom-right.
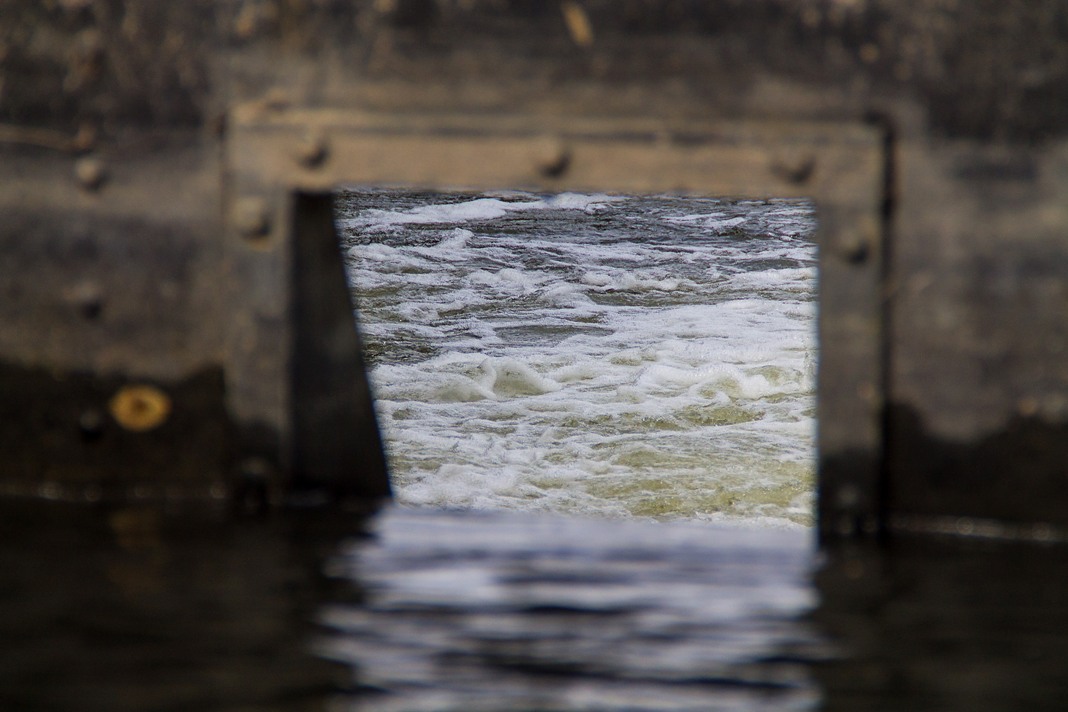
[[9, 501, 1068, 712], [336, 190, 817, 527], [322, 507, 821, 712]]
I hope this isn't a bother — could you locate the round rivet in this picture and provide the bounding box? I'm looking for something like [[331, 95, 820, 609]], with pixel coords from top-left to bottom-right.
[[109, 384, 172, 432], [561, 1, 595, 47], [837, 514, 858, 537], [71, 124, 98, 153], [234, 456, 274, 514], [74, 156, 107, 191], [1033, 523, 1053, 542], [770, 153, 817, 185], [232, 196, 271, 240], [239, 456, 273, 481], [837, 484, 860, 508], [532, 136, 571, 179], [837, 233, 870, 264], [82, 485, 103, 503], [1017, 397, 1040, 417], [65, 280, 104, 320], [295, 130, 329, 168], [79, 408, 106, 440], [39, 482, 63, 500]]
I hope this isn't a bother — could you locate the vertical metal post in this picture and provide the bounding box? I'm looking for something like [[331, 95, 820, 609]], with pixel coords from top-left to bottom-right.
[[288, 192, 391, 500], [816, 203, 887, 538]]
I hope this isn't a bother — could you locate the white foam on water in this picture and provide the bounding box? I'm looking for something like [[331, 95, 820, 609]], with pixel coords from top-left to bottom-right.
[[339, 191, 817, 528], [339, 192, 627, 233], [665, 214, 748, 233]]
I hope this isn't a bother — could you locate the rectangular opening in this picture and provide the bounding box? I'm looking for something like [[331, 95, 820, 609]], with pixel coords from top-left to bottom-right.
[[334, 188, 818, 528], [231, 111, 884, 531]]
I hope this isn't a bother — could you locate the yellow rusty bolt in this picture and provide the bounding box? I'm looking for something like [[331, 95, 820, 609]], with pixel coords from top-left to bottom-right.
[[109, 384, 172, 432], [561, 1, 595, 47]]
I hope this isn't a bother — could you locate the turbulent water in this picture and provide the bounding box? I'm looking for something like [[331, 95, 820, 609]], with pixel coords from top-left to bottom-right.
[[336, 190, 817, 528]]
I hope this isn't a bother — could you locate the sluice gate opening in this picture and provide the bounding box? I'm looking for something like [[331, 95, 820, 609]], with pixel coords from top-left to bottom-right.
[[335, 187, 820, 525], [228, 101, 880, 528]]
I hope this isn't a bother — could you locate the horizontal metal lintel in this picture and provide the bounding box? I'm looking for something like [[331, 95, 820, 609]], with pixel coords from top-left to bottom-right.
[[228, 107, 883, 204]]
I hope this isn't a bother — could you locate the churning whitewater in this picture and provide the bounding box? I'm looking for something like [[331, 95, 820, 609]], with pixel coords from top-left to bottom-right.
[[336, 190, 817, 527]]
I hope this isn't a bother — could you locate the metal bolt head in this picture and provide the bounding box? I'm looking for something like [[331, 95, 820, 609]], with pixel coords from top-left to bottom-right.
[[78, 408, 106, 440], [234, 456, 275, 514], [837, 484, 861, 509], [64, 280, 104, 320], [239, 456, 273, 482], [561, 1, 595, 47], [532, 136, 572, 179], [845, 238, 870, 264], [295, 130, 329, 168], [770, 152, 817, 185], [837, 231, 872, 264], [71, 124, 98, 153], [74, 156, 107, 191], [232, 196, 271, 240], [108, 384, 172, 432]]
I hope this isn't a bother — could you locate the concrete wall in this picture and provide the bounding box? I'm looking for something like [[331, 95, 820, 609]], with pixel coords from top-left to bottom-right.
[[2, 1, 1067, 537]]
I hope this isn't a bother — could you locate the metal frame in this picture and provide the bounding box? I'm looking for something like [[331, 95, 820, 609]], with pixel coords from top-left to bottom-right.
[[226, 109, 888, 532]]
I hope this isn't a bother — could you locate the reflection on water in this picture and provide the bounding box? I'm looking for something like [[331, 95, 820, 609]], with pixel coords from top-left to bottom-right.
[[814, 537, 1068, 712], [5, 501, 1068, 711], [0, 501, 365, 712], [320, 508, 823, 711]]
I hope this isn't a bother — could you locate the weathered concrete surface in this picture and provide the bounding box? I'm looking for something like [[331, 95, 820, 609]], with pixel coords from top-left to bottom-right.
[[5, 2, 1066, 139], [2, 1, 1068, 534], [815, 535, 1068, 710]]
